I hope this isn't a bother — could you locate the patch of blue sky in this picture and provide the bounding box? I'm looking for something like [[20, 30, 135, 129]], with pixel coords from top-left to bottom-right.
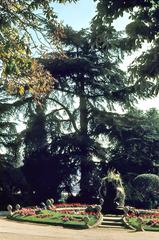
[[52, 0, 97, 30]]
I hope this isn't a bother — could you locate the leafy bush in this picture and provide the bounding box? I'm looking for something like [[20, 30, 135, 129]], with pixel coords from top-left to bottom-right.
[[132, 174, 159, 209]]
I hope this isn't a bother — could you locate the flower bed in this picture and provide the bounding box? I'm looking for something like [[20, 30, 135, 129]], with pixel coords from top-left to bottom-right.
[[15, 208, 36, 216], [54, 203, 89, 208], [8, 205, 100, 229], [126, 210, 159, 231]]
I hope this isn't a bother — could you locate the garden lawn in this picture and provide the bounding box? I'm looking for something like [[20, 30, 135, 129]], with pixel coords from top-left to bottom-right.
[[8, 210, 98, 229]]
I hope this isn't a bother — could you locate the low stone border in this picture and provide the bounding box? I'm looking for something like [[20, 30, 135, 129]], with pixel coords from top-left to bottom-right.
[[88, 213, 103, 229], [122, 216, 136, 230]]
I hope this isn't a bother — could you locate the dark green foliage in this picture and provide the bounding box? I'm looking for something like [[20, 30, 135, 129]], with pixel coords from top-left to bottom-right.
[[23, 148, 61, 202], [0, 89, 34, 208], [0, 88, 25, 168], [24, 104, 48, 157], [93, 0, 159, 99], [20, 94, 83, 203], [93, 107, 159, 207], [94, 0, 156, 23], [0, 166, 29, 209], [94, 108, 159, 176], [132, 174, 159, 208], [23, 102, 78, 203], [134, 174, 159, 193], [2, 0, 159, 209], [42, 25, 131, 201]]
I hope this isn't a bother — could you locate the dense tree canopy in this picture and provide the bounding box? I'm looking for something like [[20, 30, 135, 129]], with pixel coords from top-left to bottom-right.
[[94, 108, 159, 175], [93, 0, 159, 100]]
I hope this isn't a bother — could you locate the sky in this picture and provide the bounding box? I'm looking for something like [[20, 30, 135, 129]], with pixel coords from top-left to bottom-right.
[[53, 0, 97, 30], [53, 0, 129, 31], [52, 0, 159, 111]]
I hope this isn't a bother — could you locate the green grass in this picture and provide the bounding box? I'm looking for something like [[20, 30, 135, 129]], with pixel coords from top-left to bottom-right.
[[127, 217, 159, 232], [8, 210, 98, 229]]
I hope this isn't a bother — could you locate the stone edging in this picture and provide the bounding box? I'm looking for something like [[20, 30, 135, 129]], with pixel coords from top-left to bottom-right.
[[88, 213, 103, 229], [122, 216, 136, 230]]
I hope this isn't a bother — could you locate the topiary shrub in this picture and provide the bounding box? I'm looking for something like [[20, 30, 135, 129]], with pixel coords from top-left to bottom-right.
[[133, 174, 159, 209], [99, 169, 125, 213]]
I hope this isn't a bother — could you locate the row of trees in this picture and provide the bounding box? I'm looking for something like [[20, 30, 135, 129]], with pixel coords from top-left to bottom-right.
[[1, 0, 159, 208]]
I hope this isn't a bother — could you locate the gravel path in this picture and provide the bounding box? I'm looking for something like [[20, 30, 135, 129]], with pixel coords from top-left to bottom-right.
[[0, 217, 159, 240]]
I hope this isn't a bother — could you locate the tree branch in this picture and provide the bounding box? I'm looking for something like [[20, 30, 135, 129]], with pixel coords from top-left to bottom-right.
[[48, 97, 79, 133]]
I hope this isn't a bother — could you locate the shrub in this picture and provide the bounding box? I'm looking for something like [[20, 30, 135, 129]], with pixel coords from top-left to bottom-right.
[[133, 174, 159, 209]]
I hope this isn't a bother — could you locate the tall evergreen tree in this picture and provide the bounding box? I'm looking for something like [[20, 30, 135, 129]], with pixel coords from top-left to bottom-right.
[[41, 26, 131, 201]]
